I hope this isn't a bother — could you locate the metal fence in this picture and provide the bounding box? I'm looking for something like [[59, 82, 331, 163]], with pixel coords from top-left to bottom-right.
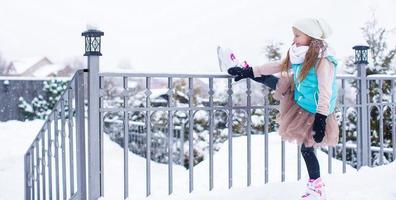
[[24, 70, 87, 200], [24, 30, 396, 200]]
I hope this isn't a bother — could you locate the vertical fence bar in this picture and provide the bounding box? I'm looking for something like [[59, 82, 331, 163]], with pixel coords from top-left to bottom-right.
[[167, 77, 174, 194], [208, 77, 214, 190], [145, 77, 152, 196], [47, 120, 53, 199], [368, 104, 373, 167], [31, 149, 36, 200], [368, 81, 374, 167], [61, 98, 67, 199], [281, 140, 285, 182], [379, 80, 384, 165], [392, 80, 396, 161], [35, 140, 41, 200], [264, 91, 269, 184], [75, 70, 87, 200], [356, 86, 361, 169], [328, 146, 332, 174], [341, 80, 347, 173], [41, 129, 47, 200], [227, 78, 233, 188], [246, 79, 252, 186], [68, 88, 75, 196], [180, 128, 184, 165], [25, 152, 32, 200], [99, 76, 105, 197], [123, 76, 129, 199], [54, 111, 60, 200], [297, 144, 301, 180], [188, 77, 194, 192]]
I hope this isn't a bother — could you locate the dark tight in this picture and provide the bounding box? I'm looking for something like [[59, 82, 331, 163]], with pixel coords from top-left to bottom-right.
[[301, 144, 320, 179]]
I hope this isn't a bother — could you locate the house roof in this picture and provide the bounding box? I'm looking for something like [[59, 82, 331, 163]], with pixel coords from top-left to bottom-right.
[[32, 63, 65, 77], [8, 57, 51, 74]]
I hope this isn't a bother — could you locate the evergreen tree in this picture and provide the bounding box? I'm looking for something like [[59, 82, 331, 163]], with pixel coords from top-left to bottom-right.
[[18, 79, 68, 120]]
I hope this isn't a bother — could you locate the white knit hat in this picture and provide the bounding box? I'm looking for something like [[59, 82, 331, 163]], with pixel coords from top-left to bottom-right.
[[292, 18, 333, 40]]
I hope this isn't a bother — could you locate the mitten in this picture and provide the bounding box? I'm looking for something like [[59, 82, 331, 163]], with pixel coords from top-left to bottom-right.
[[312, 113, 327, 143], [227, 66, 254, 81]]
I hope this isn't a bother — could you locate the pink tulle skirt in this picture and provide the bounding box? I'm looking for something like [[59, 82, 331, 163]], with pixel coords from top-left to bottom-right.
[[273, 73, 339, 147]]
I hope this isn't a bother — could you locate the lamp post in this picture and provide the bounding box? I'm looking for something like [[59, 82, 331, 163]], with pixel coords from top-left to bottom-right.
[[353, 44, 370, 168], [82, 27, 103, 199]]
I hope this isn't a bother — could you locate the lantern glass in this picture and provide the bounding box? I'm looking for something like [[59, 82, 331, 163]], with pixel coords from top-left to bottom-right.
[[92, 37, 100, 52]]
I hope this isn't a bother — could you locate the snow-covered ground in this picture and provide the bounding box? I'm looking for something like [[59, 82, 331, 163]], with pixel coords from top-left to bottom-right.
[[1, 120, 396, 200], [0, 120, 45, 200]]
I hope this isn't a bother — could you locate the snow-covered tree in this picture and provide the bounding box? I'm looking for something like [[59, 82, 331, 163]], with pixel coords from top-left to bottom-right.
[[18, 79, 68, 120]]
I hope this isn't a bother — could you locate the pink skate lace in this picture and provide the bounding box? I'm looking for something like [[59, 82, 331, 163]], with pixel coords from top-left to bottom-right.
[[242, 61, 250, 68], [230, 53, 236, 61]]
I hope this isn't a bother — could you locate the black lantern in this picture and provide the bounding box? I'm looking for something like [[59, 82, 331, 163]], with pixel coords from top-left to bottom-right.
[[82, 29, 104, 56], [353, 45, 369, 64]]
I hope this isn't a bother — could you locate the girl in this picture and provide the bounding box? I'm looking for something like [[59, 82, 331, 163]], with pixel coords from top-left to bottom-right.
[[225, 18, 339, 200]]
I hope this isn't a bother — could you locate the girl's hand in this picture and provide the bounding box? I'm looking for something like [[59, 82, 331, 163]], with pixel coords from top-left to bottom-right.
[[312, 113, 327, 143], [227, 66, 254, 81]]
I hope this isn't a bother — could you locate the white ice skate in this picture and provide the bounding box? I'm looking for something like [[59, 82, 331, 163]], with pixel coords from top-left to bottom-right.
[[217, 46, 246, 72], [300, 177, 326, 200]]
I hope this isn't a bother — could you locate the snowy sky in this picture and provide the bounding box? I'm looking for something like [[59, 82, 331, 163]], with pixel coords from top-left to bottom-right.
[[0, 0, 395, 73]]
